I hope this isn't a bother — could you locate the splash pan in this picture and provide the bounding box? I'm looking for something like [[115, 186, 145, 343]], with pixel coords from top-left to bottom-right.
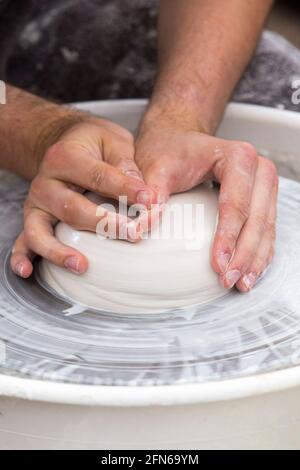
[[0, 103, 299, 391], [1, 101, 300, 450]]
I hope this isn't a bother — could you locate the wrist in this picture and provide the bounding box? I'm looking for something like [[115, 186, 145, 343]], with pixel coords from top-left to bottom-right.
[[0, 86, 95, 180], [142, 77, 214, 135]]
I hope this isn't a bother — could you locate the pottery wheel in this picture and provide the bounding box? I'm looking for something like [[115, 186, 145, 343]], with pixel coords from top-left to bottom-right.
[[0, 167, 299, 386]]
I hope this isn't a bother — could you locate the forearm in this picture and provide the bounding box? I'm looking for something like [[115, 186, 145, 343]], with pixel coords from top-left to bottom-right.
[[146, 0, 273, 133], [0, 85, 85, 179]]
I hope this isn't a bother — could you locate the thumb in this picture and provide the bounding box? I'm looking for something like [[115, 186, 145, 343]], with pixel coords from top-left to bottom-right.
[[139, 162, 171, 204], [106, 137, 144, 182]]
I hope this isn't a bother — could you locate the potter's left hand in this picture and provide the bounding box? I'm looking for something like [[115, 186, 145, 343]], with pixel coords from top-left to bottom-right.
[[135, 113, 278, 293]]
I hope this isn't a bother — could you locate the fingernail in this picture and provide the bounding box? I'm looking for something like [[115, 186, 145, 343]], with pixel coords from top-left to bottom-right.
[[125, 170, 143, 181], [137, 190, 152, 208], [64, 256, 82, 274], [243, 273, 257, 291], [225, 270, 241, 288], [15, 262, 24, 277], [218, 253, 231, 273]]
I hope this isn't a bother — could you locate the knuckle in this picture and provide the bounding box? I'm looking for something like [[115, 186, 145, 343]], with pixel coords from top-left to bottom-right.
[[42, 142, 66, 168], [238, 141, 257, 159], [218, 228, 238, 247], [221, 200, 250, 222], [235, 202, 250, 222], [224, 142, 258, 177], [259, 156, 278, 178], [42, 141, 76, 173], [231, 141, 258, 163], [88, 164, 106, 190]]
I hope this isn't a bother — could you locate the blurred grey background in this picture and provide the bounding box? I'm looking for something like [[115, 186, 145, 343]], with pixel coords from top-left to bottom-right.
[[0, 0, 299, 104], [268, 0, 300, 48]]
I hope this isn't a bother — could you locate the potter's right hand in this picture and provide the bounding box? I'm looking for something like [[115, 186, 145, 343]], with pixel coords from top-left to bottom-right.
[[11, 118, 157, 278]]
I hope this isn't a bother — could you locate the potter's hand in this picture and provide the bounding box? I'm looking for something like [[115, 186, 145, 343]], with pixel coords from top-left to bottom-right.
[[135, 115, 278, 293], [11, 118, 156, 278]]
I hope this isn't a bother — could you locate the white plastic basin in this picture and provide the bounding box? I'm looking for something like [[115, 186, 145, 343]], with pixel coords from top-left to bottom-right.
[[0, 101, 300, 450]]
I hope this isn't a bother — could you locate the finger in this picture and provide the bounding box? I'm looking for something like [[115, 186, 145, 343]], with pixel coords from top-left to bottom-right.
[[24, 208, 89, 274], [237, 170, 278, 292], [11, 232, 35, 278], [212, 142, 258, 275], [104, 138, 144, 181], [29, 179, 144, 242], [236, 238, 274, 293], [219, 157, 278, 289], [42, 142, 157, 208]]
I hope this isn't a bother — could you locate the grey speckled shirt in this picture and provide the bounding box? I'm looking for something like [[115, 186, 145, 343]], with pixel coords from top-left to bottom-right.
[[0, 0, 159, 102], [0, 0, 300, 112]]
